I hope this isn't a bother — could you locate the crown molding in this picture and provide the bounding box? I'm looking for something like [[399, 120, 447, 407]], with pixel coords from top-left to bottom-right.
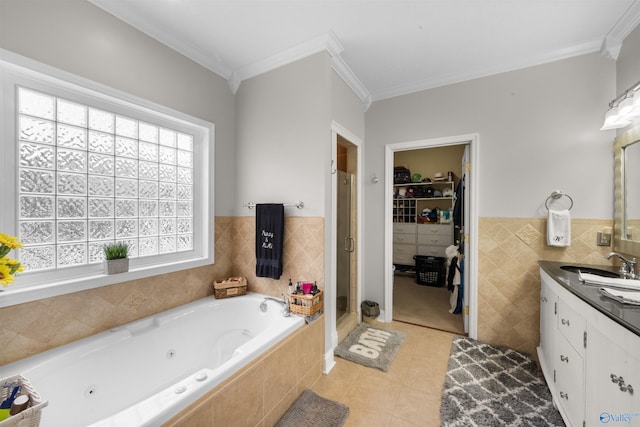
[[330, 55, 372, 111], [600, 36, 624, 61], [370, 39, 602, 102], [609, 0, 640, 43], [600, 0, 640, 60], [229, 32, 345, 93]]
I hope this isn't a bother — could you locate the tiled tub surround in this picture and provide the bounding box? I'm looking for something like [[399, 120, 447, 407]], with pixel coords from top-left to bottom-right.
[[164, 314, 324, 427], [0, 294, 313, 426], [0, 216, 325, 365], [478, 217, 615, 357]]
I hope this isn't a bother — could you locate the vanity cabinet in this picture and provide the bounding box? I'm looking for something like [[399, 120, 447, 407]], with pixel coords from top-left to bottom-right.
[[585, 311, 640, 425], [539, 268, 640, 427]]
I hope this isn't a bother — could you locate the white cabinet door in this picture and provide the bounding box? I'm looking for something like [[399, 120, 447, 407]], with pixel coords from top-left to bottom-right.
[[585, 319, 640, 426], [538, 272, 557, 388]]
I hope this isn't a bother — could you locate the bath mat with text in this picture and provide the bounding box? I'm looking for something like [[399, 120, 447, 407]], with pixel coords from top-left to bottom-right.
[[275, 389, 349, 427], [334, 323, 405, 371]]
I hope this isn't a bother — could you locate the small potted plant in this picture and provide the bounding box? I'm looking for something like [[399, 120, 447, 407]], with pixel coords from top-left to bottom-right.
[[103, 242, 129, 275]]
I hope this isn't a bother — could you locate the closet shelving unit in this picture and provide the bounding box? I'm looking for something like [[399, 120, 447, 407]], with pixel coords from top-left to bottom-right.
[[392, 181, 455, 223], [392, 180, 455, 268]]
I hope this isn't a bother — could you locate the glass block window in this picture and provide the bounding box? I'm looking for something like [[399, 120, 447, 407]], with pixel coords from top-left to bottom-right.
[[17, 87, 194, 272]]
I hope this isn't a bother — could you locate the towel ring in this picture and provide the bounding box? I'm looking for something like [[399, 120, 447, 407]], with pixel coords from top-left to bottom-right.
[[545, 190, 573, 211]]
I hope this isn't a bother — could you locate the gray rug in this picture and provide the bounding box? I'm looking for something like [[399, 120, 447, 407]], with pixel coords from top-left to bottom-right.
[[440, 336, 565, 427], [275, 389, 349, 427], [334, 323, 405, 371]]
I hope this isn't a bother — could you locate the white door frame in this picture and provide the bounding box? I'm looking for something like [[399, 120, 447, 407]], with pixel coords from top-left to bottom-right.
[[325, 121, 363, 373], [384, 133, 479, 339]]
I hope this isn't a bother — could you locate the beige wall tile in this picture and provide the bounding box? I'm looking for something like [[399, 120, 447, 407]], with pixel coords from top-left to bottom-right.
[[477, 217, 614, 357], [165, 397, 215, 427], [214, 362, 265, 427], [263, 387, 298, 427], [262, 337, 299, 411], [232, 216, 325, 298], [1, 217, 236, 365]]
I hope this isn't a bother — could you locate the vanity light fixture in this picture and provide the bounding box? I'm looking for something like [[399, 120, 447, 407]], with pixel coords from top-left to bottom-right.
[[601, 79, 640, 130]]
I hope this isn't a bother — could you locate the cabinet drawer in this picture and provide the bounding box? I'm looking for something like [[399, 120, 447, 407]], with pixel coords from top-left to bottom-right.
[[394, 233, 416, 244], [555, 337, 584, 423], [417, 234, 452, 246], [393, 253, 415, 265], [416, 245, 446, 257], [558, 297, 586, 355], [393, 244, 415, 257], [394, 223, 417, 234], [417, 224, 452, 236]]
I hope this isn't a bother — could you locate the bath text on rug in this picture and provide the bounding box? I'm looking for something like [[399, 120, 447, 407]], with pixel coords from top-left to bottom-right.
[[349, 328, 393, 359]]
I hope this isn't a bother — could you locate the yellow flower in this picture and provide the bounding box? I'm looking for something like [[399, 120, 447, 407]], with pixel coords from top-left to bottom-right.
[[0, 263, 15, 287], [0, 233, 22, 249]]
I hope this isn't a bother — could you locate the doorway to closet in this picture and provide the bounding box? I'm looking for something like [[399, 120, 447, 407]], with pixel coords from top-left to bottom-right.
[[392, 144, 465, 334], [383, 134, 479, 339]]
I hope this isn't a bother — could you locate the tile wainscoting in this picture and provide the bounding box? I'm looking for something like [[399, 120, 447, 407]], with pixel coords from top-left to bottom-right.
[[1, 216, 325, 365], [2, 214, 611, 366], [477, 217, 615, 357]]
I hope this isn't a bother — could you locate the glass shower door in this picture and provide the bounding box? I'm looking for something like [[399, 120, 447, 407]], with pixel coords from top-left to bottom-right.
[[336, 170, 353, 323]]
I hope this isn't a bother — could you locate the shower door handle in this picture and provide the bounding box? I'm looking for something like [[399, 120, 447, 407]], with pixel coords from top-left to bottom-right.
[[344, 237, 355, 252]]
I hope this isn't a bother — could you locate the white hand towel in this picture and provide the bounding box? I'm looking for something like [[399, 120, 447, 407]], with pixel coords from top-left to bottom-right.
[[547, 209, 571, 247], [600, 287, 640, 305], [578, 271, 640, 290]]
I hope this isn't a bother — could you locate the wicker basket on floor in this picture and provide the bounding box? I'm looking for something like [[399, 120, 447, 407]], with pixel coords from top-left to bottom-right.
[[289, 291, 323, 316], [212, 277, 247, 298], [0, 374, 48, 427]]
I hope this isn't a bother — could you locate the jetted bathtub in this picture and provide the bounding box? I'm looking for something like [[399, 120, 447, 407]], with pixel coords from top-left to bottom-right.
[[0, 292, 304, 426]]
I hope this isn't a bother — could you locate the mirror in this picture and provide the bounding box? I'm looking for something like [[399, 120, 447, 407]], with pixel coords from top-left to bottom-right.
[[614, 126, 640, 256]]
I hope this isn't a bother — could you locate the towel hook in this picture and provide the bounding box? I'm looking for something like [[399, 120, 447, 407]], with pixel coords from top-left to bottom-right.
[[545, 190, 573, 211]]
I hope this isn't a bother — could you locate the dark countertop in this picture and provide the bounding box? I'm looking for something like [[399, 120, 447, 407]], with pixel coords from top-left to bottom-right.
[[539, 261, 640, 337]]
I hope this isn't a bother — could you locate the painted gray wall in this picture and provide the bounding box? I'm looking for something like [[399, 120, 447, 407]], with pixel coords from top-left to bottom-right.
[[331, 71, 366, 139], [617, 24, 640, 98], [0, 0, 236, 216], [234, 53, 333, 217], [364, 52, 616, 305]]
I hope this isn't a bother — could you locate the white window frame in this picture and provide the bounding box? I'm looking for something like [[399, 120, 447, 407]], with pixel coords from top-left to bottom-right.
[[0, 50, 214, 307]]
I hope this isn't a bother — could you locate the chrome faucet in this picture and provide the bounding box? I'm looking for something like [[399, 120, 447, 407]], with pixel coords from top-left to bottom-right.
[[605, 252, 638, 279], [259, 294, 290, 316]]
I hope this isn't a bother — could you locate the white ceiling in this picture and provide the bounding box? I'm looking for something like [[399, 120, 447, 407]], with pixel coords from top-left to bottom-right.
[[91, 0, 640, 105]]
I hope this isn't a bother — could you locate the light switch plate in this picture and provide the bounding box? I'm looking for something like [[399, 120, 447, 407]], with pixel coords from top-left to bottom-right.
[[597, 231, 611, 246]]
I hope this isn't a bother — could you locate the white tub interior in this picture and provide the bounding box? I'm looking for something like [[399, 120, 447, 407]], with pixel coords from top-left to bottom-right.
[[0, 293, 305, 427]]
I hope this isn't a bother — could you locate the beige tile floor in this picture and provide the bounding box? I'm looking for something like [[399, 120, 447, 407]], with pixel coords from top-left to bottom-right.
[[310, 322, 459, 427]]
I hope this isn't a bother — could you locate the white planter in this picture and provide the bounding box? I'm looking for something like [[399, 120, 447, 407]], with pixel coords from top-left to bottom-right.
[[104, 258, 129, 275]]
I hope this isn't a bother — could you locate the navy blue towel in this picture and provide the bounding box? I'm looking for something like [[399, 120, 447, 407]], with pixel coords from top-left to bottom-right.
[[255, 204, 284, 279]]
